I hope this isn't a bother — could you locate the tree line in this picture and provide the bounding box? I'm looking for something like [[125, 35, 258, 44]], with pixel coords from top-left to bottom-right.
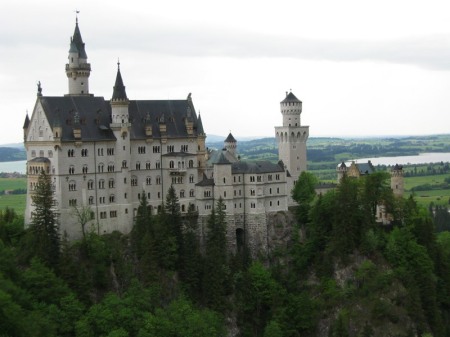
[[1, 170, 450, 336]]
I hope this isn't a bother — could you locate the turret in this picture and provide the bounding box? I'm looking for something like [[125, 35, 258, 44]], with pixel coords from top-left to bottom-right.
[[23, 112, 30, 142], [66, 18, 91, 96], [224, 132, 237, 157], [337, 161, 347, 182], [110, 62, 129, 126], [280, 91, 302, 127]]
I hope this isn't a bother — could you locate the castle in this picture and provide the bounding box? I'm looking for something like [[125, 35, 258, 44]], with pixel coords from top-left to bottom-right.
[[23, 19, 308, 253], [336, 160, 404, 224]]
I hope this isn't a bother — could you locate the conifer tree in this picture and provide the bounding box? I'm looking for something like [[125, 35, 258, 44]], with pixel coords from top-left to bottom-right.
[[165, 185, 183, 266], [131, 192, 159, 282], [180, 204, 203, 301], [29, 170, 60, 269], [131, 192, 152, 257], [292, 171, 317, 226], [203, 198, 229, 311]]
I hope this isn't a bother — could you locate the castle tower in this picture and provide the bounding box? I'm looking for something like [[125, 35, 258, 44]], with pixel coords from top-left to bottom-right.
[[275, 91, 309, 204], [391, 164, 404, 197], [196, 112, 207, 176], [109, 62, 133, 230], [66, 18, 91, 95], [337, 161, 347, 182], [224, 132, 237, 157]]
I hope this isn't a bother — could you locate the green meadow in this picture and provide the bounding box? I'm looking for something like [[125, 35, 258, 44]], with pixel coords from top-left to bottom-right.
[[0, 194, 26, 215], [0, 178, 27, 215], [404, 174, 450, 207]]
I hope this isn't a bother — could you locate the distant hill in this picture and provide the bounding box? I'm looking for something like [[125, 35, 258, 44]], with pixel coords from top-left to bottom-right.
[[0, 147, 26, 162], [0, 143, 24, 149]]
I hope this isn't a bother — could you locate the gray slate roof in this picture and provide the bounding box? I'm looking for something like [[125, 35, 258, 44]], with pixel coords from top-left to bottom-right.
[[355, 161, 375, 175], [37, 95, 203, 142], [29, 157, 51, 163], [196, 174, 214, 187], [281, 92, 301, 103], [231, 160, 284, 174]]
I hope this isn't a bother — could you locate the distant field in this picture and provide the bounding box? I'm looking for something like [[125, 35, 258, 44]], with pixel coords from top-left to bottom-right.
[[407, 189, 450, 207], [404, 174, 449, 190], [0, 194, 26, 214], [0, 178, 27, 213], [0, 177, 26, 192], [403, 174, 450, 207]]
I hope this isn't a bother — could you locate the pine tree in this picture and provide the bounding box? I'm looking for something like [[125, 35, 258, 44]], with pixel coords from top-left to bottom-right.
[[165, 185, 183, 267], [29, 170, 60, 269], [202, 198, 229, 311], [180, 204, 203, 301], [131, 192, 158, 283], [292, 171, 317, 226]]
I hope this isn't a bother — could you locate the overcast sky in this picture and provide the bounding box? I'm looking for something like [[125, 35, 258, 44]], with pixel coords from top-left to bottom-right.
[[2, 0, 450, 145]]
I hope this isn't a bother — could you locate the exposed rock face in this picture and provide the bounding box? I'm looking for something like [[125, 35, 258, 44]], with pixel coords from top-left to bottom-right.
[[198, 210, 297, 257]]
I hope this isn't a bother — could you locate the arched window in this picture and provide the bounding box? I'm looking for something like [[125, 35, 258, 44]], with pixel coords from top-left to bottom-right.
[[68, 180, 76, 191], [169, 160, 175, 169]]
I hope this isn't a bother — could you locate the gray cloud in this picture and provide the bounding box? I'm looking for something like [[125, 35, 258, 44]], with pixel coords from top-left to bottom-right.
[[88, 26, 450, 71], [2, 22, 450, 71]]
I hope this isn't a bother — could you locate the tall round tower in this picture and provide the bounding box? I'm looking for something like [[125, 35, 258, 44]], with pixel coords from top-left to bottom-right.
[[275, 91, 309, 205], [66, 18, 91, 95]]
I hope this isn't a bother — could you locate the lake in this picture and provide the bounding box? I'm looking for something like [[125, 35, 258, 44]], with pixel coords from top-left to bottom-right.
[[1, 153, 450, 174], [0, 160, 26, 174], [349, 153, 450, 167]]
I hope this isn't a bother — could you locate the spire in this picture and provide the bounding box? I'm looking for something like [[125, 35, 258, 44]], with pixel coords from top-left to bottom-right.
[[23, 112, 30, 129], [112, 61, 128, 101], [71, 17, 87, 59], [197, 112, 205, 135], [66, 16, 91, 95]]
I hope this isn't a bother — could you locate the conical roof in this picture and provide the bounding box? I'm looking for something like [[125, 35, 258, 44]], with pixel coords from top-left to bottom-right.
[[281, 91, 301, 103], [216, 152, 231, 165], [23, 114, 30, 129], [71, 19, 88, 59], [112, 64, 128, 100], [197, 113, 205, 134], [225, 132, 236, 143]]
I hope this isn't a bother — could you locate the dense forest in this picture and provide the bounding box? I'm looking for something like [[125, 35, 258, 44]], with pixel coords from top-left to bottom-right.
[[1, 171, 450, 336]]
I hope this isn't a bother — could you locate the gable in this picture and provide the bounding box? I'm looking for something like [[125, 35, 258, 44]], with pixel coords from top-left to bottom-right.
[[27, 100, 54, 142]]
